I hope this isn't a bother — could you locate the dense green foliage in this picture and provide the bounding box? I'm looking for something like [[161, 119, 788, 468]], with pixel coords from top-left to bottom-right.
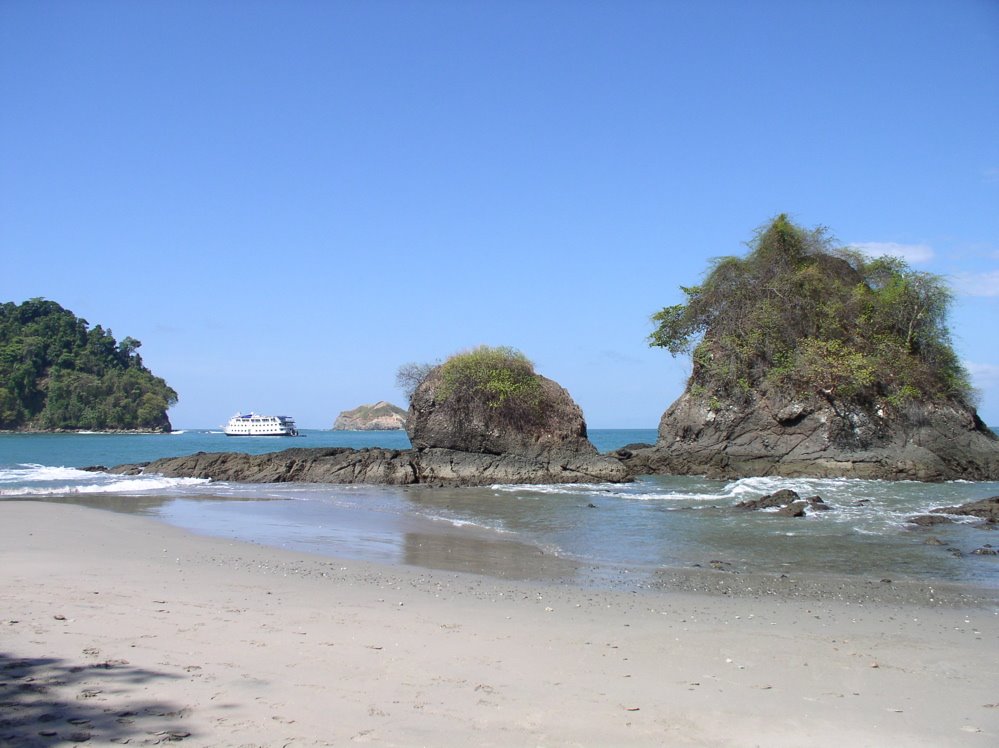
[[437, 346, 543, 410], [649, 215, 971, 410], [0, 299, 178, 430], [398, 346, 547, 430]]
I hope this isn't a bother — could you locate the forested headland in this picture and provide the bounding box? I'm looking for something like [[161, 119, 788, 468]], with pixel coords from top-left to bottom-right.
[[0, 299, 177, 432]]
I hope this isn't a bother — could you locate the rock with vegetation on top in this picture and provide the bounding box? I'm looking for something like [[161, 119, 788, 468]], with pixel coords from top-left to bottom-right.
[[333, 401, 407, 431], [405, 346, 596, 457], [622, 215, 999, 481], [403, 346, 629, 483]]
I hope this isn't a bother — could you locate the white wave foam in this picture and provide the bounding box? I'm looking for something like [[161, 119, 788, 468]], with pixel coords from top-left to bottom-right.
[[722, 475, 865, 501], [425, 514, 510, 533], [487, 482, 624, 495], [0, 464, 96, 484], [0, 471, 209, 497]]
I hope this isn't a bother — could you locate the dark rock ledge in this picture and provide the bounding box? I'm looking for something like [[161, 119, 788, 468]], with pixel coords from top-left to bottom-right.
[[110, 445, 630, 487], [907, 496, 999, 528]]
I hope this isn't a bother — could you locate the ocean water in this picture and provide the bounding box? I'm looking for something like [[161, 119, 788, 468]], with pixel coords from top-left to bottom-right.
[[2, 428, 998, 590]]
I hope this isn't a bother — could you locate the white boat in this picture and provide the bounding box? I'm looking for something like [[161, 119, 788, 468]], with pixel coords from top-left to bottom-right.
[[224, 412, 299, 436]]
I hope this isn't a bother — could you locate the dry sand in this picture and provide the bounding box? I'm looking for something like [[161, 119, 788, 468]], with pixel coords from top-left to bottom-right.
[[2, 500, 998, 747]]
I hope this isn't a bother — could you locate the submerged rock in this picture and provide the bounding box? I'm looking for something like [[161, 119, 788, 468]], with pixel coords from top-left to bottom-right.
[[735, 489, 829, 517], [929, 496, 999, 523]]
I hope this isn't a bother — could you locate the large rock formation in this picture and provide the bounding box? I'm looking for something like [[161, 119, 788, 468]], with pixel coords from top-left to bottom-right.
[[333, 401, 407, 431], [406, 366, 595, 457], [620, 394, 999, 481], [401, 355, 628, 483], [629, 215, 999, 481]]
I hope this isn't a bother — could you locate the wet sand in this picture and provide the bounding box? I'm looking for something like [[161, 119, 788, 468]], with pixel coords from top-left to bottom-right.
[[2, 500, 998, 746]]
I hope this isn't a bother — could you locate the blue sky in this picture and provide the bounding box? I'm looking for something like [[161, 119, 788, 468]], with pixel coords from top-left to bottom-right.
[[2, 0, 997, 429]]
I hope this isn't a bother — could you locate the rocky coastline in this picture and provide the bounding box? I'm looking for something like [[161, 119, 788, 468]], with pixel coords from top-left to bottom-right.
[[109, 444, 630, 486], [618, 393, 999, 481]]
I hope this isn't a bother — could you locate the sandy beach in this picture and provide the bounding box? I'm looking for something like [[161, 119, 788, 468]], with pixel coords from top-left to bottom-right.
[[2, 501, 998, 747]]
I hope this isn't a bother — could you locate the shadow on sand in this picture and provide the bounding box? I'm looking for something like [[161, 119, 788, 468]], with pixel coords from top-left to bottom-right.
[[0, 651, 195, 746]]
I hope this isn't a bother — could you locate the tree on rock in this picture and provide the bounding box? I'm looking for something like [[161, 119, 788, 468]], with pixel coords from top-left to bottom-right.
[[649, 214, 971, 410], [637, 215, 998, 481]]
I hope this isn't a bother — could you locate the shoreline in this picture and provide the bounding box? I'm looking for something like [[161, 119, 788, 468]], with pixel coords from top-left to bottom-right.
[[3, 500, 999, 746], [24, 491, 999, 609]]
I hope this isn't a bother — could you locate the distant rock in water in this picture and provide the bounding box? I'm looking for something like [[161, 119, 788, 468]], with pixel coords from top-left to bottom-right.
[[333, 401, 407, 431]]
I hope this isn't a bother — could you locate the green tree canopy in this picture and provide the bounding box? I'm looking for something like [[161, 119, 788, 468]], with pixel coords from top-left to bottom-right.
[[649, 215, 971, 409], [0, 299, 178, 430]]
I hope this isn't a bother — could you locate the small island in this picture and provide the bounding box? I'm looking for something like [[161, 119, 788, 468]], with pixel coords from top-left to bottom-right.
[[0, 299, 177, 432], [332, 401, 407, 431]]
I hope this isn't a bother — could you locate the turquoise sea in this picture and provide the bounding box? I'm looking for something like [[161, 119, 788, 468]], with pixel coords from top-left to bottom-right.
[[2, 428, 998, 591]]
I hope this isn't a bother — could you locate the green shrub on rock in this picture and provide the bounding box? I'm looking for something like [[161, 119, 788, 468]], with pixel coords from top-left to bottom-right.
[[437, 345, 543, 413], [648, 214, 972, 412]]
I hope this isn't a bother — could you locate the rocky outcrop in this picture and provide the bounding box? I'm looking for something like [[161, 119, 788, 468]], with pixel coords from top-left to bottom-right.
[[620, 393, 999, 481], [735, 488, 830, 517], [111, 444, 629, 486], [639, 215, 999, 482], [113, 448, 416, 484], [333, 401, 407, 431], [112, 355, 630, 486], [407, 367, 595, 457], [930, 496, 999, 523], [402, 362, 629, 484]]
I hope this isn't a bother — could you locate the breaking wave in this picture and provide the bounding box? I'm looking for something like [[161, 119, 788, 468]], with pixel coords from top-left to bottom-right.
[[0, 463, 209, 497]]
